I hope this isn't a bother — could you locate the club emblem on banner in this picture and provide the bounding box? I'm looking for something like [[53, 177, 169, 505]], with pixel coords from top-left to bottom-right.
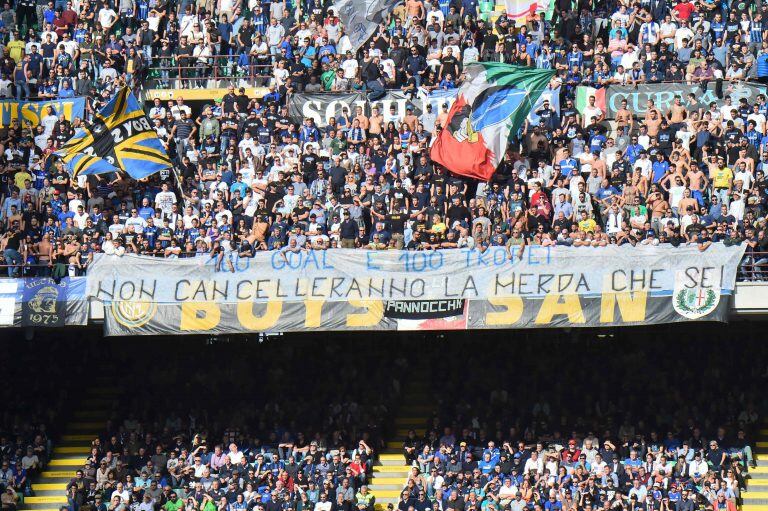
[[672, 275, 720, 319], [111, 300, 157, 328]]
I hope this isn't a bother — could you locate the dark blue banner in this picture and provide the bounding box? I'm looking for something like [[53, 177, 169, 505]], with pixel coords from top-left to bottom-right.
[[20, 277, 87, 327]]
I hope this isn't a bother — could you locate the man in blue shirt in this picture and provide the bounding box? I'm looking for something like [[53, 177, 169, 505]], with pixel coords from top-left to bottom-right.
[[558, 149, 578, 176], [57, 78, 75, 98], [652, 153, 670, 183]]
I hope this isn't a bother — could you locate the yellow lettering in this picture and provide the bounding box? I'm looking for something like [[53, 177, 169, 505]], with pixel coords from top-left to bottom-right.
[[180, 302, 221, 331], [599, 291, 647, 323], [535, 294, 585, 324], [346, 300, 383, 327], [304, 300, 324, 328], [485, 296, 524, 325], [237, 300, 282, 330]]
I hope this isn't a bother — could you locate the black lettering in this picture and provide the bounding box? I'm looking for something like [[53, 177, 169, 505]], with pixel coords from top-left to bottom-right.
[[236, 281, 252, 300], [518, 273, 532, 295], [138, 280, 156, 299], [495, 273, 515, 295], [212, 281, 228, 300], [118, 281, 136, 300], [537, 274, 554, 294], [330, 277, 346, 298], [410, 279, 425, 298], [612, 270, 627, 292], [462, 276, 477, 297], [444, 276, 459, 297], [97, 280, 115, 300], [630, 270, 646, 291], [684, 267, 699, 288], [175, 280, 190, 301], [576, 274, 590, 292], [649, 269, 662, 290], [346, 278, 361, 298], [192, 281, 207, 301], [368, 278, 384, 298], [255, 279, 270, 299], [557, 274, 573, 293], [276, 279, 287, 298], [311, 277, 327, 297], [390, 279, 406, 297], [294, 279, 307, 298]]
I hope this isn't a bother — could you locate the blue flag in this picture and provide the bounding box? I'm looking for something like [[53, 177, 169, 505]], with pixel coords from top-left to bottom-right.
[[58, 87, 172, 180], [63, 152, 120, 177]]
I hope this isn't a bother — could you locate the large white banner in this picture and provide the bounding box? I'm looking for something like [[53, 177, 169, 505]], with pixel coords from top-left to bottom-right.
[[85, 245, 745, 335]]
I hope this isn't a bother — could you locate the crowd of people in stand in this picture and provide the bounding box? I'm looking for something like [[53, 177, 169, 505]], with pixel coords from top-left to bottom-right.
[[62, 343, 404, 511], [2, 0, 768, 279], [0, 343, 85, 509], [395, 338, 761, 511]]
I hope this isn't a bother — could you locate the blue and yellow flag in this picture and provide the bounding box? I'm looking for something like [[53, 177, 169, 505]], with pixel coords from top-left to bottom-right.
[[58, 87, 172, 180], [62, 152, 120, 177]]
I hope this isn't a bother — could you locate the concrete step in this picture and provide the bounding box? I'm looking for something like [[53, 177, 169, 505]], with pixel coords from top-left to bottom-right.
[[373, 465, 411, 474], [32, 483, 68, 492], [386, 441, 404, 450], [399, 405, 432, 414], [66, 421, 103, 431], [743, 506, 768, 511], [394, 418, 424, 426], [378, 458, 407, 466], [23, 505, 70, 511], [41, 471, 75, 479], [395, 428, 425, 437], [744, 492, 768, 499], [48, 454, 88, 462], [368, 484, 403, 491], [749, 485, 768, 492], [72, 411, 110, 419], [31, 476, 71, 484], [24, 496, 69, 505], [369, 489, 402, 499], [48, 458, 86, 467], [61, 434, 95, 442], [379, 454, 405, 462], [31, 489, 68, 497], [81, 397, 116, 406], [53, 446, 91, 455]]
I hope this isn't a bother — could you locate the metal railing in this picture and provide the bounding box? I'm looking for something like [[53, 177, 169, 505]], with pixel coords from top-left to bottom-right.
[[145, 55, 273, 89]]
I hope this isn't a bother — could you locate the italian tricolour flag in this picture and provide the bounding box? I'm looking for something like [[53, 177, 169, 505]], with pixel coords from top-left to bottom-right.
[[430, 63, 555, 181]]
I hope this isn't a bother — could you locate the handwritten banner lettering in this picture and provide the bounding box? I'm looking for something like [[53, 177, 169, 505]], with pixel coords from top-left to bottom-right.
[[85, 245, 745, 335]]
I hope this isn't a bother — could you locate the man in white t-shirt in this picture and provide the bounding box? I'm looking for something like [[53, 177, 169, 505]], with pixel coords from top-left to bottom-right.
[[154, 183, 177, 218], [582, 95, 604, 128], [73, 205, 89, 229], [341, 52, 358, 79]]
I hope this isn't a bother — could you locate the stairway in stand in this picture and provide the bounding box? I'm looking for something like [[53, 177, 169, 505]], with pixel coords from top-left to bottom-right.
[[20, 384, 116, 511], [743, 422, 768, 511], [370, 380, 432, 511]]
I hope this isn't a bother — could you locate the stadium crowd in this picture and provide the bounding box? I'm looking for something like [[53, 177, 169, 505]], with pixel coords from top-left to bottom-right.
[[0, 342, 84, 507], [2, 0, 768, 278], [61, 340, 403, 511], [47, 334, 763, 511], [393, 337, 762, 511]]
